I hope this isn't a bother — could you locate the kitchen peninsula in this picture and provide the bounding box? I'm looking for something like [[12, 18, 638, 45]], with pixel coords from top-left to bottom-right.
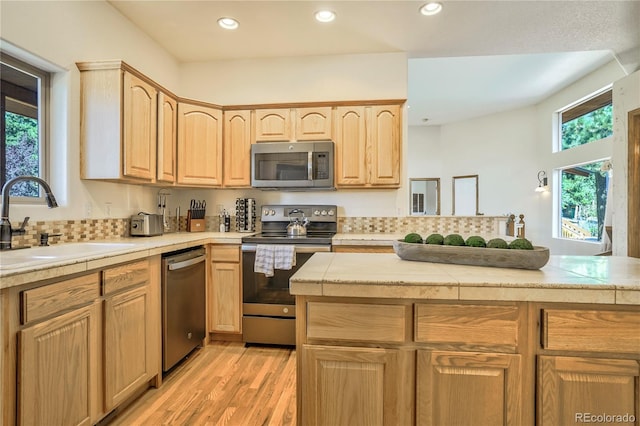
[[291, 252, 640, 425]]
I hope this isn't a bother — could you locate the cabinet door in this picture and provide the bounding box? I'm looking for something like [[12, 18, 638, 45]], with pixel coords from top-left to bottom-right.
[[538, 355, 640, 426], [19, 302, 99, 426], [254, 108, 292, 141], [301, 345, 414, 426], [123, 72, 157, 181], [223, 110, 253, 187], [334, 106, 367, 186], [209, 262, 241, 333], [417, 350, 522, 426], [104, 285, 153, 411], [157, 92, 177, 183], [296, 107, 332, 140], [369, 105, 400, 187]]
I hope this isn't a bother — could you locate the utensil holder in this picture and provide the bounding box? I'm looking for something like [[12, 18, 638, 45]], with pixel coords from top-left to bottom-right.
[[187, 210, 205, 232]]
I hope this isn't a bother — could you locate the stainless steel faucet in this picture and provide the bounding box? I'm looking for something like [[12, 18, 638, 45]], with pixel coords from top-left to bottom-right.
[[0, 176, 58, 250]]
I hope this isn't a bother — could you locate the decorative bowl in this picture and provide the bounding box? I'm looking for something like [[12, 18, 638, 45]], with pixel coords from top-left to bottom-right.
[[392, 240, 550, 270]]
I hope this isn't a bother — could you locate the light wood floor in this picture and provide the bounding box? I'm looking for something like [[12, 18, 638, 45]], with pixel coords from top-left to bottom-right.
[[110, 342, 296, 426]]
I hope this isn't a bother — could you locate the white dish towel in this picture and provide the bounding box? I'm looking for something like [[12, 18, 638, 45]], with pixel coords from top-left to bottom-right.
[[254, 244, 296, 277]]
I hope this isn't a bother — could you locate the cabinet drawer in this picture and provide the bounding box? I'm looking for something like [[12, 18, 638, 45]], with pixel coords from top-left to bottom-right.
[[542, 309, 640, 354], [415, 304, 520, 351], [21, 272, 100, 324], [307, 302, 408, 343], [102, 259, 149, 295], [211, 245, 240, 263]]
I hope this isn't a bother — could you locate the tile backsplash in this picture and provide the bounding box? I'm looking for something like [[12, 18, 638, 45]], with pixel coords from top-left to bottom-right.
[[11, 215, 506, 247]]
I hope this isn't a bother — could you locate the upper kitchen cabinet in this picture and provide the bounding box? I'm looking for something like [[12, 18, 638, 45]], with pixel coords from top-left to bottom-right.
[[295, 107, 333, 140], [157, 92, 178, 184], [177, 100, 223, 186], [254, 108, 292, 142], [77, 61, 157, 182], [334, 103, 402, 188], [223, 110, 253, 187]]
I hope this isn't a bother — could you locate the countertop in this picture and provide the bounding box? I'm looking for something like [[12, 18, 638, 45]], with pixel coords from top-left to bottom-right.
[[0, 232, 248, 289], [290, 252, 640, 305]]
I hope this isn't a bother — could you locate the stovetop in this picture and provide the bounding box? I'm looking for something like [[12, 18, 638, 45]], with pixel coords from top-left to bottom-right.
[[241, 204, 337, 245]]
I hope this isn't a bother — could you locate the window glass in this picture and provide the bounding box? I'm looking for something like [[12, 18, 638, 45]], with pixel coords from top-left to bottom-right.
[[1, 54, 48, 199], [560, 90, 612, 150], [560, 161, 609, 242]]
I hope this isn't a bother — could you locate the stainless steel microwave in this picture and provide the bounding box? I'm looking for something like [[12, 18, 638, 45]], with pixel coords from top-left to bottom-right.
[[251, 141, 334, 189]]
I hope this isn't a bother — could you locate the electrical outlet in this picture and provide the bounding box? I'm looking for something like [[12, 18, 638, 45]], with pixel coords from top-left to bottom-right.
[[85, 202, 92, 218], [105, 202, 112, 217]]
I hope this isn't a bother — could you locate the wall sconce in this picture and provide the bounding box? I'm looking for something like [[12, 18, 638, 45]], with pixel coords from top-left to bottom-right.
[[535, 171, 548, 192]]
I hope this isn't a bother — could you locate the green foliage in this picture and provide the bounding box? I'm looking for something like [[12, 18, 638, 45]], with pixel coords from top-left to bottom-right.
[[3, 112, 40, 197], [425, 233, 444, 245], [403, 233, 423, 244], [561, 161, 608, 239], [509, 238, 534, 250], [561, 105, 612, 150], [443, 234, 465, 246], [465, 236, 486, 247], [487, 238, 509, 249]]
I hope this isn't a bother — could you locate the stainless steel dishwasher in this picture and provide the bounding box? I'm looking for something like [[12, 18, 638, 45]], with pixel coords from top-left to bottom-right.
[[161, 246, 206, 372]]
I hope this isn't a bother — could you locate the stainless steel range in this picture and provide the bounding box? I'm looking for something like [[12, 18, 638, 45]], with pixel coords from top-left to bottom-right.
[[241, 204, 337, 345]]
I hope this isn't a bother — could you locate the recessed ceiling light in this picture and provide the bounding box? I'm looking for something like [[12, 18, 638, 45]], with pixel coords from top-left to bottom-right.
[[315, 10, 336, 23], [218, 17, 239, 30], [420, 2, 442, 16]]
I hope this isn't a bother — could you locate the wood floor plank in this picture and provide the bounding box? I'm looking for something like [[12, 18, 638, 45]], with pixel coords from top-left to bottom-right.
[[110, 342, 296, 426]]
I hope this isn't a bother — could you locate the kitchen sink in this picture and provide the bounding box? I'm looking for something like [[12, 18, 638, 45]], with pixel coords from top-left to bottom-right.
[[0, 241, 139, 270]]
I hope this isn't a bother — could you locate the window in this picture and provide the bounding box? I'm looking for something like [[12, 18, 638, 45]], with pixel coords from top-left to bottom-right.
[[1, 53, 48, 200], [556, 88, 612, 243]]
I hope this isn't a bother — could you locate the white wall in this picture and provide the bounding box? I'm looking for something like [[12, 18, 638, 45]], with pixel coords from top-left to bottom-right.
[[611, 70, 640, 256], [1, 0, 180, 222]]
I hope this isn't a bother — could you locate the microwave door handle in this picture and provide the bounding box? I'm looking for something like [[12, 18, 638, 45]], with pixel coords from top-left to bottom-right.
[[308, 151, 313, 180]]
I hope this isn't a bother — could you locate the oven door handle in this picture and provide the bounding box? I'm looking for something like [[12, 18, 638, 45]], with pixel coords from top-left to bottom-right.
[[168, 255, 206, 271], [241, 244, 331, 253]]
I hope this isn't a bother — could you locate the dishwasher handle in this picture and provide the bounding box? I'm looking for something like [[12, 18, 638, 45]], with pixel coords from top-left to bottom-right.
[[168, 255, 206, 271]]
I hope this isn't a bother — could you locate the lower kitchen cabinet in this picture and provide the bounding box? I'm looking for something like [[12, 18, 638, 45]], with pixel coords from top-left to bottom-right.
[[208, 245, 242, 334], [417, 350, 522, 426], [301, 345, 415, 426], [4, 257, 161, 426], [537, 355, 640, 425], [19, 301, 100, 426]]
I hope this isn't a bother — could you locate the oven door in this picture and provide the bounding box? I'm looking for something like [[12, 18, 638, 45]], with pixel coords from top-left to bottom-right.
[[241, 244, 330, 345]]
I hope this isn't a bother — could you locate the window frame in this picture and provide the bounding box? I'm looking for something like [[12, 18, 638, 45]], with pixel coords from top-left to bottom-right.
[[1, 52, 50, 205], [553, 86, 613, 244]]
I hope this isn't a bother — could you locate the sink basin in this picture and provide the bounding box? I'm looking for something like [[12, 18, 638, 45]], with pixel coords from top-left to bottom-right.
[[0, 241, 139, 270]]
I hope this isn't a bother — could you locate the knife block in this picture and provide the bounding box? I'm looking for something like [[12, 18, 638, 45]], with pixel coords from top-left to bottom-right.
[[186, 211, 205, 232]]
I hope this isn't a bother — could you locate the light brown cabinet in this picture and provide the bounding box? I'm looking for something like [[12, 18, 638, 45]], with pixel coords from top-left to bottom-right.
[[103, 259, 157, 411], [157, 91, 178, 183], [77, 61, 158, 182], [177, 101, 223, 186], [301, 345, 414, 426], [255, 107, 333, 142], [334, 104, 401, 188], [295, 107, 332, 140], [19, 301, 100, 426], [208, 245, 242, 334], [5, 258, 161, 426], [254, 108, 292, 141], [223, 110, 253, 187]]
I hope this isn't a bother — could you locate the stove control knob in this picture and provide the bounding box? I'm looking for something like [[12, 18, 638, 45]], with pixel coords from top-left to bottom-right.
[[321, 210, 327, 216], [314, 210, 320, 216], [328, 209, 335, 216], [270, 209, 276, 216], [263, 209, 269, 216]]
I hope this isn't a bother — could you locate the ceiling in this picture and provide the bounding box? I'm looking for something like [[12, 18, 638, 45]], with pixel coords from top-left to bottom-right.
[[108, 0, 640, 126]]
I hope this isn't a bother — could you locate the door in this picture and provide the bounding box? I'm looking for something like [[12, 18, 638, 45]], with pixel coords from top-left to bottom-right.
[[301, 345, 414, 426], [123, 71, 157, 180], [417, 350, 522, 426], [177, 102, 223, 186], [296, 107, 332, 140], [157, 91, 177, 183], [334, 106, 367, 186], [104, 285, 153, 411], [209, 261, 241, 332], [223, 110, 253, 187], [538, 355, 640, 426], [369, 105, 400, 186], [19, 302, 99, 426], [255, 108, 292, 141]]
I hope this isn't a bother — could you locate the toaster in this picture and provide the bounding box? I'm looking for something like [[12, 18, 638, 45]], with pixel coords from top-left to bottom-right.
[[130, 213, 164, 236]]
